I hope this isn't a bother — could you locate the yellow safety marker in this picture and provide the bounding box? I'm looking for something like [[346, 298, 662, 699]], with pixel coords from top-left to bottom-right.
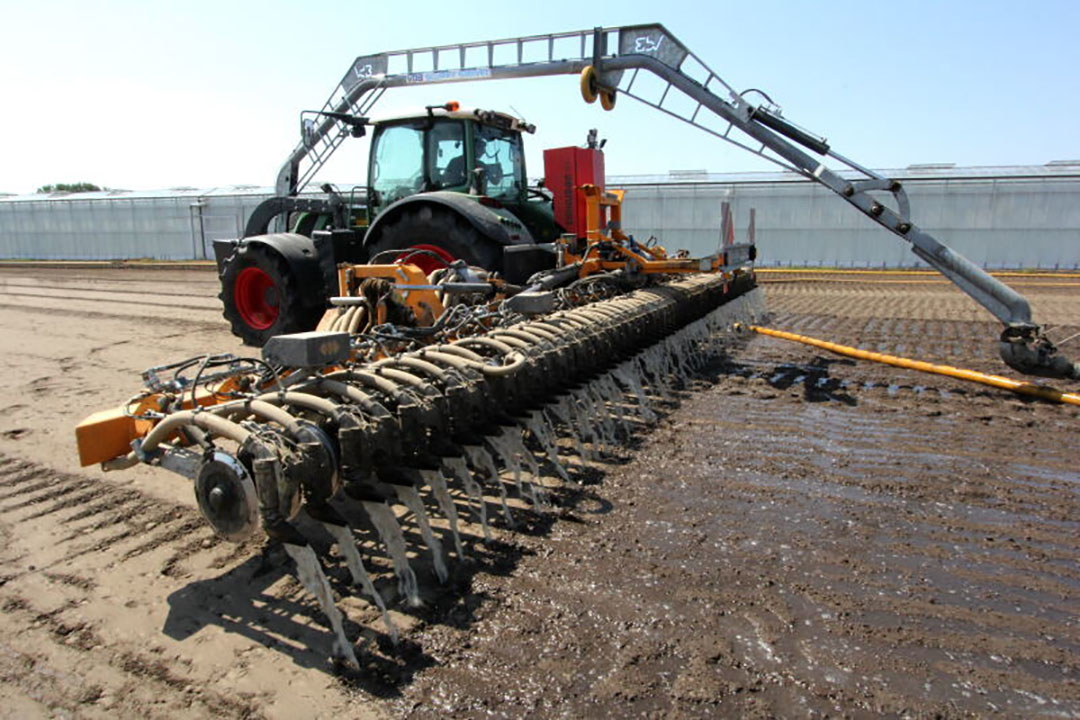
[[743, 324, 1080, 407]]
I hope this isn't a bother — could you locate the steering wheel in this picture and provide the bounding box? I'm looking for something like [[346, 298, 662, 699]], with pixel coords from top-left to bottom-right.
[[526, 187, 550, 201], [484, 163, 504, 185]]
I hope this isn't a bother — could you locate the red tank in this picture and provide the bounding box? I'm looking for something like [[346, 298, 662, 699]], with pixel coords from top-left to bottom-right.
[[542, 146, 605, 238]]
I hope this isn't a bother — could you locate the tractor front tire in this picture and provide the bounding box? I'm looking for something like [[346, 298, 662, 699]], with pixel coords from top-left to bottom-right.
[[219, 243, 323, 346]]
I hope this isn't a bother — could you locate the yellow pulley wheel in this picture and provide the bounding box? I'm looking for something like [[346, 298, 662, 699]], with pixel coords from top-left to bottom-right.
[[580, 65, 599, 104], [600, 89, 617, 111]]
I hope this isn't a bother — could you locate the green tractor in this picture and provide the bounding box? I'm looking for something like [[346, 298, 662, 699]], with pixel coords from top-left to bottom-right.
[[217, 104, 564, 345]]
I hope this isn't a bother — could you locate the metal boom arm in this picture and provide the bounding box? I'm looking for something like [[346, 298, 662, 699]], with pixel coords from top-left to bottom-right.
[[280, 24, 1077, 380]]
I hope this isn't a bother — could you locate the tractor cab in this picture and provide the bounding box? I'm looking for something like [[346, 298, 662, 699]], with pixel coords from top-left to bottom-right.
[[367, 105, 545, 222]]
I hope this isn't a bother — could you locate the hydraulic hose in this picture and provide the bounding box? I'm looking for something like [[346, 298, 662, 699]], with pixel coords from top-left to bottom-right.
[[256, 391, 342, 418], [212, 399, 304, 437], [745, 325, 1080, 407], [142, 410, 253, 451], [103, 410, 255, 470]]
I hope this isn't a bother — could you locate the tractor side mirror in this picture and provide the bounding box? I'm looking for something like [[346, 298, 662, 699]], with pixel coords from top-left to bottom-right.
[[301, 118, 318, 149]]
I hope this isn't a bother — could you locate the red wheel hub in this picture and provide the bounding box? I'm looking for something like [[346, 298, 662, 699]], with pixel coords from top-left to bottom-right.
[[395, 244, 456, 275], [234, 266, 279, 330]]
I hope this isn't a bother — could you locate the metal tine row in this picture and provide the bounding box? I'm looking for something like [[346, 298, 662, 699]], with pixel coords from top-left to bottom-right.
[[137, 278, 762, 665]]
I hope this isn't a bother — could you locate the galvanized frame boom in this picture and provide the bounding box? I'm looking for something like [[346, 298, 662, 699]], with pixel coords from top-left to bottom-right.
[[274, 23, 1076, 378]]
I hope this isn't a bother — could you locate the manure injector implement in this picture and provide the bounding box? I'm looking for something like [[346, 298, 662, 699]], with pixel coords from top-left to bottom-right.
[[75, 23, 1077, 667], [78, 179, 763, 664]]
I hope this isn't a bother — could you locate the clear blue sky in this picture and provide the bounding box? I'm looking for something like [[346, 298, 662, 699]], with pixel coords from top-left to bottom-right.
[[1, 0, 1078, 193]]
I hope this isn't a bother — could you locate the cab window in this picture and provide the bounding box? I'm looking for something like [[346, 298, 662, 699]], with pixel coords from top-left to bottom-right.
[[428, 121, 467, 189], [475, 124, 525, 199], [371, 124, 424, 203]]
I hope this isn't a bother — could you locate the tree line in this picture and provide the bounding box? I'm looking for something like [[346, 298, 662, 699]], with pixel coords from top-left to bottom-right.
[[36, 182, 103, 194]]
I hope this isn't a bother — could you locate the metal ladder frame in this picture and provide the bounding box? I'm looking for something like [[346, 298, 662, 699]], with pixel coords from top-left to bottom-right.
[[280, 23, 1039, 337]]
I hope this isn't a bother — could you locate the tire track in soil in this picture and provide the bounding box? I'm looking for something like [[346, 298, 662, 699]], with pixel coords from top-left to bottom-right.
[[0, 278, 217, 299], [0, 596, 265, 719], [0, 453, 218, 580], [0, 286, 218, 312], [0, 453, 274, 718], [0, 449, 420, 718], [0, 301, 226, 332]]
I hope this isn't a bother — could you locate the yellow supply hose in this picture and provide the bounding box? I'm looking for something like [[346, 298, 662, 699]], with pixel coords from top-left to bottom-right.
[[744, 325, 1080, 407], [755, 268, 1080, 279], [759, 278, 1080, 288]]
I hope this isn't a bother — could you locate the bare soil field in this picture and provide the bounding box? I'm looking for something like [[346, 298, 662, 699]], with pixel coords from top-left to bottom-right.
[[0, 266, 1077, 718]]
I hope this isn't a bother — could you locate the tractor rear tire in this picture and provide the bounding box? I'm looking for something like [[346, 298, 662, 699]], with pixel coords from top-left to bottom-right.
[[367, 205, 503, 274], [219, 243, 324, 346]]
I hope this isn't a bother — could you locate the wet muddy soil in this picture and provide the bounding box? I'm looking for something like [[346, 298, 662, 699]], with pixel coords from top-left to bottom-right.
[[0, 267, 1077, 718]]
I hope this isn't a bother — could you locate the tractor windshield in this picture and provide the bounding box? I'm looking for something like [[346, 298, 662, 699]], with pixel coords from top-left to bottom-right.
[[475, 124, 525, 199], [371, 124, 424, 204], [369, 118, 525, 208]]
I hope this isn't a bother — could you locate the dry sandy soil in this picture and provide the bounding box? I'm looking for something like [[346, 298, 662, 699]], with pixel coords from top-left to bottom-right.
[[0, 265, 1077, 718]]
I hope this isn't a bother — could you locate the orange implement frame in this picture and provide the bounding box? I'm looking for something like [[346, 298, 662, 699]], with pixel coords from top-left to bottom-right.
[[343, 263, 444, 326], [75, 387, 230, 467], [560, 184, 724, 277], [76, 408, 156, 467], [316, 262, 448, 331]]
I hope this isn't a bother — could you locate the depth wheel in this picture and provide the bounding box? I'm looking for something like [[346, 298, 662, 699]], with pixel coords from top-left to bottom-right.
[[219, 242, 324, 346], [195, 452, 259, 542]]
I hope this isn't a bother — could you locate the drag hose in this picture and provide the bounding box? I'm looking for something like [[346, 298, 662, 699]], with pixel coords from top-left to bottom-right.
[[746, 325, 1080, 406]]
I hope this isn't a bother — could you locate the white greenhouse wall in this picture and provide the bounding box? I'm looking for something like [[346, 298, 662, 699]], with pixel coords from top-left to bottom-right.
[[613, 172, 1080, 269], [1, 168, 1078, 268]]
